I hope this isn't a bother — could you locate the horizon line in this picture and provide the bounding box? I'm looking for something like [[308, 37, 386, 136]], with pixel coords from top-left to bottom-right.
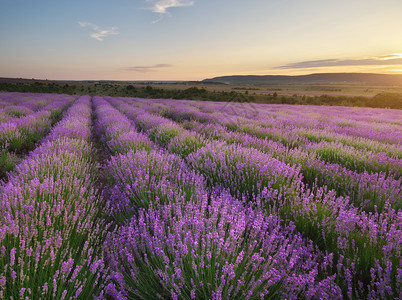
[[2, 71, 402, 82]]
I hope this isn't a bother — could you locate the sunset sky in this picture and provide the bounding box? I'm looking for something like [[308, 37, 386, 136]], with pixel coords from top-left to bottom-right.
[[1, 0, 402, 81]]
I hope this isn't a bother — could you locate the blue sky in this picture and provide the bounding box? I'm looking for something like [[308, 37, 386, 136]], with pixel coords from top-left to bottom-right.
[[1, 0, 402, 80]]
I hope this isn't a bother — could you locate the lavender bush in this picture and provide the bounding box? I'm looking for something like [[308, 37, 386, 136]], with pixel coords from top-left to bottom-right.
[[104, 193, 341, 299], [103, 149, 205, 223], [119, 96, 401, 298], [2, 92, 399, 299], [0, 96, 111, 299]]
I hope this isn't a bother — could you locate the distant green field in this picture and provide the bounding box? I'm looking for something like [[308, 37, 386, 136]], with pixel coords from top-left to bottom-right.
[[143, 82, 402, 97], [1, 79, 402, 108]]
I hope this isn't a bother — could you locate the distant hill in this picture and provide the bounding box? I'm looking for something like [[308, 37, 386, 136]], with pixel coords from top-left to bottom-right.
[[202, 73, 402, 86]]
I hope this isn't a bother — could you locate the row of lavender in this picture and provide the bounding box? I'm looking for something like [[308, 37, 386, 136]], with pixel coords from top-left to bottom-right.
[[0, 96, 112, 298], [140, 98, 401, 158], [116, 97, 401, 213], [0, 92, 66, 123], [165, 99, 401, 145], [103, 96, 401, 299], [0, 93, 76, 180], [93, 96, 342, 299], [0, 92, 399, 298], [0, 93, 75, 152]]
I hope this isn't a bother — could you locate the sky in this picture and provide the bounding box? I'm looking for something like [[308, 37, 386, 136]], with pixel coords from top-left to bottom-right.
[[1, 0, 402, 81]]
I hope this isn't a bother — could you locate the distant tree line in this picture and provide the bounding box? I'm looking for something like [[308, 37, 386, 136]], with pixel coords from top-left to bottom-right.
[[0, 81, 401, 109]]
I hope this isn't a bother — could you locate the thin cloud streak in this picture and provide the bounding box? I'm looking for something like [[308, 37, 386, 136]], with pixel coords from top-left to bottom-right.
[[78, 22, 119, 41], [276, 54, 402, 69], [379, 53, 402, 60], [124, 64, 174, 72], [146, 0, 194, 13], [145, 0, 195, 22]]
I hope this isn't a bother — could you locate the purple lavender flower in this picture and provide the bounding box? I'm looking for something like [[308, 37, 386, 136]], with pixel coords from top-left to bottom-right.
[[104, 192, 341, 299], [103, 149, 206, 222], [0, 95, 111, 299]]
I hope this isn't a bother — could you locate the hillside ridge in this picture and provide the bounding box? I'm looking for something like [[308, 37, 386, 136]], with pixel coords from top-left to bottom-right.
[[202, 73, 402, 85]]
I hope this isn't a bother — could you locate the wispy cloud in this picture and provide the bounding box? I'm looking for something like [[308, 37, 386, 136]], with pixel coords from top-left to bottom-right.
[[124, 64, 174, 72], [145, 0, 195, 22], [78, 22, 119, 41], [275, 54, 402, 69]]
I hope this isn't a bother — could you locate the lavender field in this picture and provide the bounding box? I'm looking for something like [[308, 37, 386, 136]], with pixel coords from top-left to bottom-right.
[[0, 91, 401, 299]]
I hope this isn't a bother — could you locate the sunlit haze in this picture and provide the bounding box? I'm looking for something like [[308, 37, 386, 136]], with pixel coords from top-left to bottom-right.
[[1, 0, 402, 81]]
